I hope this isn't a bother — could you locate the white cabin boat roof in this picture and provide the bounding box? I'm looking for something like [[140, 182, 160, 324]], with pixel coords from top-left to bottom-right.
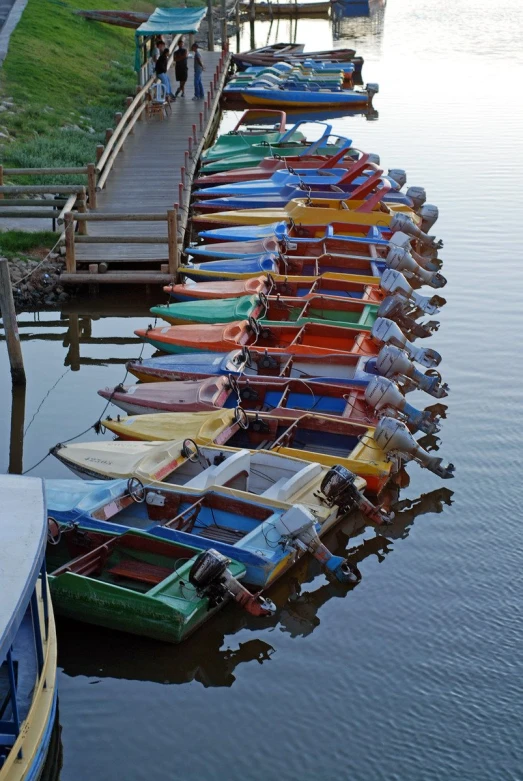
[[0, 475, 46, 660]]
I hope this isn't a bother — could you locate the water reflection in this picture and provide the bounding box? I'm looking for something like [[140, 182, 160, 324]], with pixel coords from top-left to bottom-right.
[[331, 0, 386, 44], [58, 488, 452, 688]]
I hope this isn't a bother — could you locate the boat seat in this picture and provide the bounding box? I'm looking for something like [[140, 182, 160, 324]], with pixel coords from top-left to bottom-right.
[[261, 463, 323, 503], [108, 559, 173, 585], [184, 449, 251, 491]]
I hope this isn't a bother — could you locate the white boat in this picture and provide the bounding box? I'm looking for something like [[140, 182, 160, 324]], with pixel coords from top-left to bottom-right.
[[0, 476, 58, 781]]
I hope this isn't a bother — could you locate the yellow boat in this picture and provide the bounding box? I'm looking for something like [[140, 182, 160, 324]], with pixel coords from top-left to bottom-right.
[[101, 408, 393, 495], [192, 196, 420, 229]]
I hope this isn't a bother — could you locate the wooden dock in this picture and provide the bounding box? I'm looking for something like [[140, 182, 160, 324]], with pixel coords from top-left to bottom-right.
[[60, 50, 229, 286]]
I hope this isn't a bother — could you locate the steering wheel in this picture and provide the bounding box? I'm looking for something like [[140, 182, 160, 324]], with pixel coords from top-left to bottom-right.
[[258, 291, 269, 314], [240, 345, 253, 367], [248, 316, 260, 337], [182, 438, 200, 463], [228, 373, 240, 397], [127, 477, 146, 503], [47, 517, 62, 546], [234, 406, 249, 430]]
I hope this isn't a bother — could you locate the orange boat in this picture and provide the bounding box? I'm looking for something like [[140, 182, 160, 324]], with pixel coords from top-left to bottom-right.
[[135, 319, 377, 357]]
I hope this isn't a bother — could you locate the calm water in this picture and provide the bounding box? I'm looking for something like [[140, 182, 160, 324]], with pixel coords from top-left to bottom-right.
[[2, 1, 523, 778]]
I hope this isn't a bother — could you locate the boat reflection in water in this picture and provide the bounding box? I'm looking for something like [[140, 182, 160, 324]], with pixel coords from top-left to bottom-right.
[[332, 0, 386, 43], [57, 487, 452, 687]]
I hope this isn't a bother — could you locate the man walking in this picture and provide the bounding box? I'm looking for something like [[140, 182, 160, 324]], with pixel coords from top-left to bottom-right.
[[191, 42, 205, 100]]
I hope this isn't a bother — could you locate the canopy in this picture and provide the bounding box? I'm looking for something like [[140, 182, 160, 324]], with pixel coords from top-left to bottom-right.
[[135, 7, 206, 37]]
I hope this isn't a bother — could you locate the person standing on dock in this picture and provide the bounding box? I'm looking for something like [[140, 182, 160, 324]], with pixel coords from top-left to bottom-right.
[[174, 38, 189, 98], [155, 41, 176, 101], [191, 42, 205, 100]]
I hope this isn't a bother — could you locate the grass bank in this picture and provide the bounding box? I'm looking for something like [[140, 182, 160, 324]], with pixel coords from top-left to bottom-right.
[[0, 0, 204, 181]]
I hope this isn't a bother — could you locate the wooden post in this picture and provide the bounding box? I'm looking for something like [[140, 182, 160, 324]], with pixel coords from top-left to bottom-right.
[[114, 111, 123, 126], [0, 260, 26, 385], [192, 123, 197, 143], [64, 213, 76, 274], [105, 128, 114, 144], [179, 182, 183, 205], [66, 314, 81, 371], [167, 209, 179, 277], [207, 0, 215, 51], [0, 164, 3, 200], [87, 163, 97, 209], [96, 144, 105, 163], [221, 0, 227, 47], [125, 97, 134, 133], [235, 0, 240, 46], [8, 383, 26, 474], [199, 112, 204, 132], [77, 187, 87, 235]]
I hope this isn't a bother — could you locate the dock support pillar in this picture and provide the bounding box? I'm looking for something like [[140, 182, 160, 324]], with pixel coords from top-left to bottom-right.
[[0, 259, 26, 385]]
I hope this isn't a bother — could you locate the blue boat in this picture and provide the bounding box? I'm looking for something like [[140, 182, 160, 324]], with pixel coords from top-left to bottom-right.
[[196, 220, 391, 244], [239, 83, 378, 109], [45, 480, 361, 587], [0, 476, 58, 781], [182, 255, 280, 282]]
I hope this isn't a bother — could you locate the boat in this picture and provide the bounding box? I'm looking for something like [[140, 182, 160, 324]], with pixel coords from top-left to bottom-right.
[[200, 109, 288, 164], [46, 526, 274, 643], [99, 375, 234, 415], [135, 319, 378, 357], [45, 479, 380, 587], [240, 1, 331, 17], [232, 47, 362, 71], [150, 293, 382, 330], [135, 318, 441, 365], [163, 273, 384, 303], [125, 344, 450, 399], [190, 196, 422, 232], [50, 437, 387, 523], [199, 124, 348, 173], [0, 476, 58, 781], [237, 84, 378, 109]]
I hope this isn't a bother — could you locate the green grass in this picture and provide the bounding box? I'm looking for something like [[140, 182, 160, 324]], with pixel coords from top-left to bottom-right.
[[0, 0, 205, 179], [0, 229, 58, 257]]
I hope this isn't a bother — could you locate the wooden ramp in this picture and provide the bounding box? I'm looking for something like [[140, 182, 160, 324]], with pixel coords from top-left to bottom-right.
[[63, 51, 227, 285]]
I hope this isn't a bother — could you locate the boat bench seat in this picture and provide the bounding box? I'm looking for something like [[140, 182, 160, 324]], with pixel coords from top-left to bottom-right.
[[261, 463, 323, 503], [184, 449, 251, 491], [108, 559, 173, 585]]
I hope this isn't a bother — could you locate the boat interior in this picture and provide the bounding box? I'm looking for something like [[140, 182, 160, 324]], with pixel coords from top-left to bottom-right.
[[222, 381, 354, 416], [47, 530, 198, 596], [226, 351, 364, 381]]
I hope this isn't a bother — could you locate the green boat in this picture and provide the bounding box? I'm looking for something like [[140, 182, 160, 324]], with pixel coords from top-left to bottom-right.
[[151, 294, 379, 331], [46, 525, 272, 643], [201, 109, 292, 165]]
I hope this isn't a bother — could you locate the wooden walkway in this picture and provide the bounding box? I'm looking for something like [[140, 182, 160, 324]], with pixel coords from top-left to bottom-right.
[[66, 51, 226, 285]]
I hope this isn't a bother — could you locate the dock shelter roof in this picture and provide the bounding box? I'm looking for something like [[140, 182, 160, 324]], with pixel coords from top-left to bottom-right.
[[135, 7, 207, 37]]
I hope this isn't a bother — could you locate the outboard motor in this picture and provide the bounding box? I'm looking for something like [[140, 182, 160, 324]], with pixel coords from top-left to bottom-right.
[[377, 295, 440, 339], [375, 345, 449, 398], [380, 268, 446, 316], [277, 505, 358, 582], [389, 212, 443, 250], [387, 245, 447, 288], [420, 204, 439, 232], [388, 169, 407, 189], [372, 317, 442, 368], [366, 83, 379, 100], [368, 153, 381, 165], [374, 417, 455, 479], [319, 465, 393, 525], [189, 549, 275, 616], [365, 376, 442, 435], [405, 186, 427, 211]]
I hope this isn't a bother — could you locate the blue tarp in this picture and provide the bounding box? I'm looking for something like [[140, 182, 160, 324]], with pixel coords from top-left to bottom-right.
[[135, 7, 207, 37]]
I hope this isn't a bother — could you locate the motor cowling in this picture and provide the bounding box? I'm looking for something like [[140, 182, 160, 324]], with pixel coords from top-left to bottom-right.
[[388, 169, 407, 189], [364, 375, 441, 435], [367, 153, 380, 165], [389, 213, 443, 250], [366, 82, 379, 99], [405, 186, 427, 211], [375, 345, 449, 398], [380, 268, 445, 315], [374, 417, 455, 479], [386, 245, 447, 289], [377, 295, 439, 339], [319, 465, 392, 525], [372, 317, 442, 368], [189, 549, 275, 617], [420, 204, 439, 232]]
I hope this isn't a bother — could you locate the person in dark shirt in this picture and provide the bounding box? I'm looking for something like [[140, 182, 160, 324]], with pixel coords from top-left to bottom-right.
[[174, 38, 188, 98], [155, 41, 175, 100]]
